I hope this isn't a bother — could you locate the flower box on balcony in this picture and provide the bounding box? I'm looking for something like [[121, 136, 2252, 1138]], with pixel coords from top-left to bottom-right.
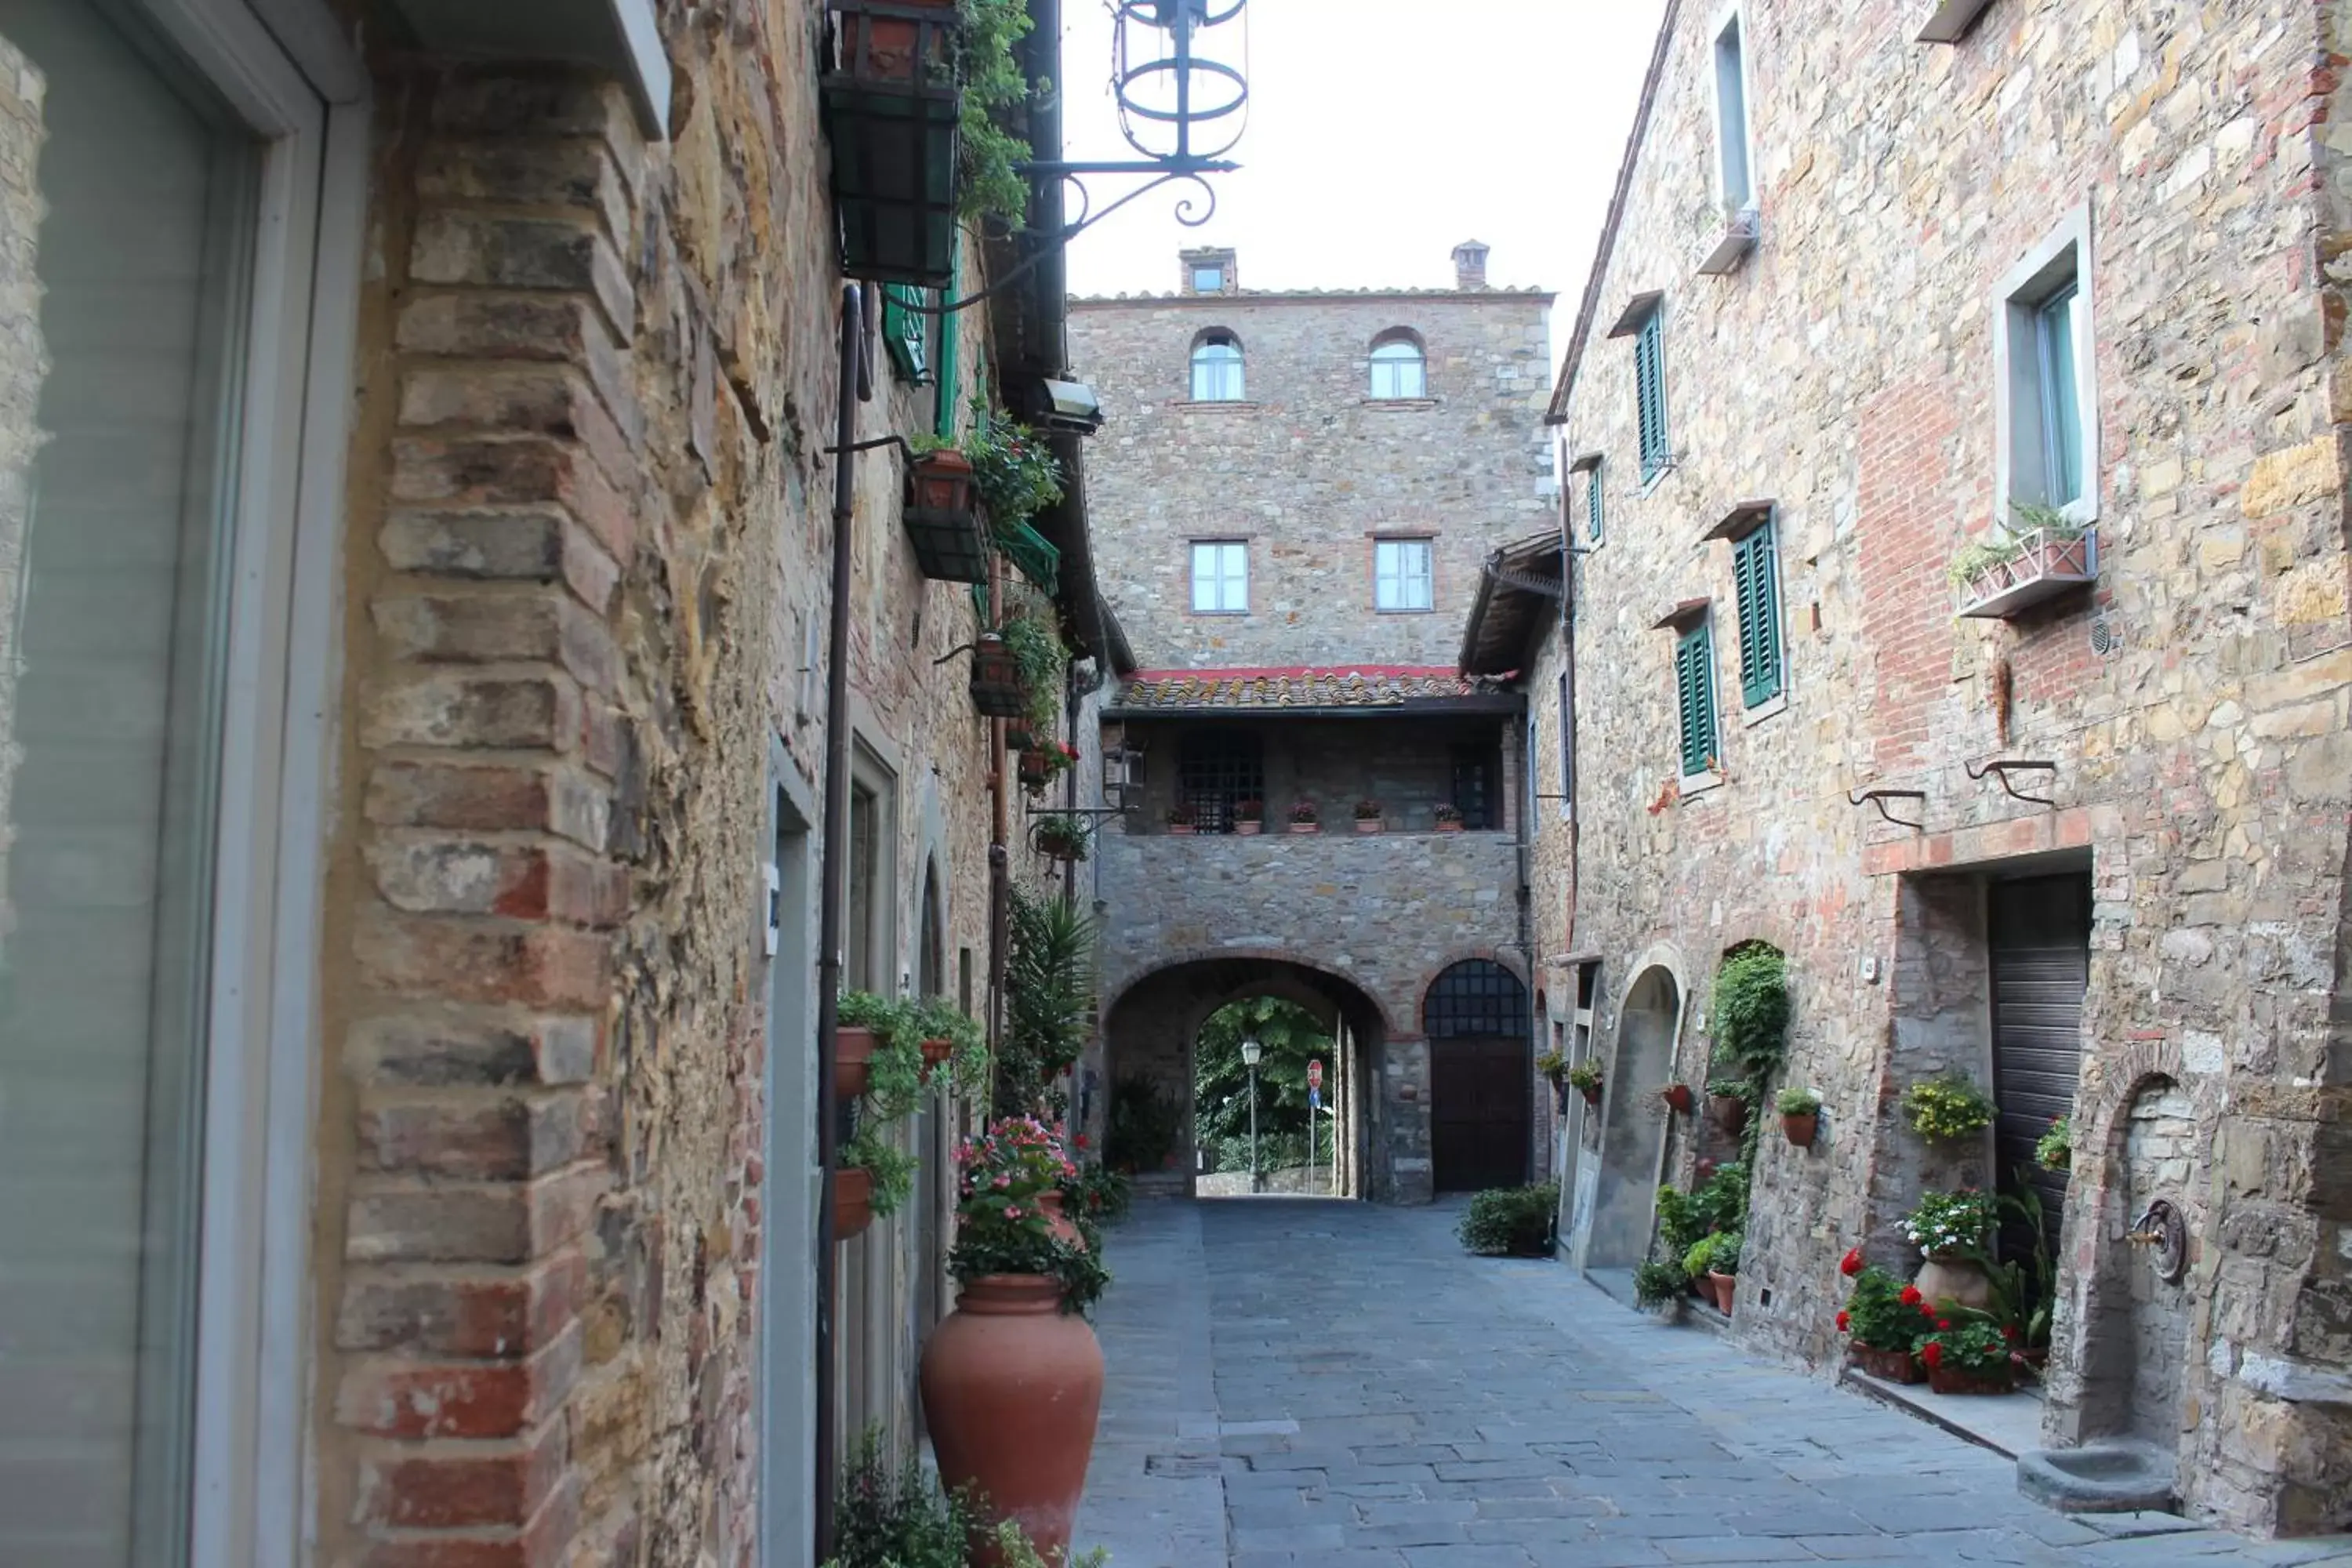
[[902, 452, 990, 583], [821, 0, 962, 288], [1696, 205, 1759, 278], [969, 634, 1026, 718], [1953, 527, 2098, 620]]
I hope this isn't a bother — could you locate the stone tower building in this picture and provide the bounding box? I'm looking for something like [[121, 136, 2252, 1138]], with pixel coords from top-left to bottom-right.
[[1468, 0, 2352, 1535], [1070, 246, 1555, 1203]]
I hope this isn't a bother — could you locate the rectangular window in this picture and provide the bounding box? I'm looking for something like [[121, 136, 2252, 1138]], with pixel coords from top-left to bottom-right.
[[1675, 622, 1718, 778], [1556, 670, 1574, 816], [1585, 463, 1605, 543], [848, 782, 880, 990], [1712, 9, 1753, 212], [1192, 264, 1225, 293], [1374, 538, 1433, 611], [1731, 524, 1784, 708], [1996, 212, 2096, 522], [881, 283, 930, 383], [1450, 743, 1496, 831], [1635, 308, 1671, 482], [1191, 540, 1248, 613]]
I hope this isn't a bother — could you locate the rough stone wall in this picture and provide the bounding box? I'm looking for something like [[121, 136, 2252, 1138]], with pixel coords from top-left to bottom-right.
[[319, 13, 1008, 1563], [1526, 0, 2352, 1533], [1069, 280, 1555, 670]]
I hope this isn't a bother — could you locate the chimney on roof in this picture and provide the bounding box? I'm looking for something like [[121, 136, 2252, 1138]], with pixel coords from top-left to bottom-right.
[[1452, 239, 1490, 292]]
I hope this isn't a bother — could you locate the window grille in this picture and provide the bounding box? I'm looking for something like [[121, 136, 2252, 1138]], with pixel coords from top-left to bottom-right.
[[1450, 744, 1496, 830], [1424, 960, 1530, 1040], [1177, 729, 1264, 832]]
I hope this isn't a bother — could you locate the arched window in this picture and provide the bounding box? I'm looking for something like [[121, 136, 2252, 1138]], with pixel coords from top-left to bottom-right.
[[1190, 332, 1244, 401], [1370, 335, 1426, 400], [1423, 960, 1530, 1040]]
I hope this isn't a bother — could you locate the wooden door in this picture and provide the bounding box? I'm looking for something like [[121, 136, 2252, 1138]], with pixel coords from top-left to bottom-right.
[[1432, 1038, 1532, 1191], [1990, 873, 2089, 1258]]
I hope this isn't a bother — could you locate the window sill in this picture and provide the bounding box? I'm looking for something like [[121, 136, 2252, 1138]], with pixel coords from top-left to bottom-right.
[[1363, 397, 1439, 411], [1743, 692, 1788, 728], [1178, 400, 1260, 412], [1187, 609, 1251, 617], [1679, 770, 1726, 799], [1374, 606, 1437, 615]]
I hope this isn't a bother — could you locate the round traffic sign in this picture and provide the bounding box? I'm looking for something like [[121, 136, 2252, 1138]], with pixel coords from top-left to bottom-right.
[[1307, 1058, 1323, 1090]]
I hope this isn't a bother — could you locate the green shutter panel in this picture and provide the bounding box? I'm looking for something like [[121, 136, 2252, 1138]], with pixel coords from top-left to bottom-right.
[[1587, 466, 1605, 543], [881, 284, 931, 383], [1635, 313, 1670, 481], [1675, 626, 1715, 776], [1733, 528, 1782, 708], [933, 237, 961, 437]]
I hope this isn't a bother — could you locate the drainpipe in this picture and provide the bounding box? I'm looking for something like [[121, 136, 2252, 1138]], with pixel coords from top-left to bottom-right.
[[813, 283, 870, 1563]]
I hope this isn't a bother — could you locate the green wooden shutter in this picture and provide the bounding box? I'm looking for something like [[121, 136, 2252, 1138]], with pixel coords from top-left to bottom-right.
[[1635, 310, 1670, 481], [933, 236, 961, 437], [1586, 464, 1605, 543], [1675, 622, 1715, 776], [882, 284, 931, 383], [1732, 526, 1782, 708]]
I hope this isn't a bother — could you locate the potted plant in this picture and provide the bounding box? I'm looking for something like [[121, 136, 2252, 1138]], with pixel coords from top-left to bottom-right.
[[1233, 798, 1264, 836], [821, 0, 964, 285], [1632, 1258, 1691, 1318], [1018, 748, 1051, 790], [899, 437, 990, 583], [1903, 1188, 1998, 1308], [1950, 500, 2098, 620], [1917, 1314, 2017, 1395], [1288, 800, 1319, 834], [908, 994, 988, 1089], [1031, 812, 1090, 862], [1353, 798, 1384, 833], [1006, 722, 1040, 752], [1777, 1086, 1822, 1148], [1164, 803, 1196, 836], [1706, 1229, 1742, 1316], [998, 612, 1069, 735], [970, 630, 1027, 718], [2035, 1116, 2073, 1172], [1902, 1070, 1994, 1144], [1660, 1083, 1694, 1115], [920, 1115, 1110, 1565], [1565, 1058, 1603, 1107], [840, 1130, 917, 1232], [1455, 1181, 1560, 1258], [1433, 802, 1464, 833], [1837, 1254, 1927, 1384], [1705, 1079, 1750, 1136]]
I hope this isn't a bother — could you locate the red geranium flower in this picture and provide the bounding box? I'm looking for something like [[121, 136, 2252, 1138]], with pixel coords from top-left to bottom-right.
[[1839, 1247, 1863, 1277], [1898, 1285, 1922, 1306], [1835, 1310, 1850, 1331], [1921, 1342, 1944, 1370], [1935, 1318, 1952, 1331], [2002, 1323, 2020, 1341]]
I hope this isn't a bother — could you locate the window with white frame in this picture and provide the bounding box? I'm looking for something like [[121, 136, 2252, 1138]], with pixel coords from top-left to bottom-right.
[[1995, 210, 2096, 524], [1189, 332, 1244, 401], [1191, 539, 1248, 612], [1374, 538, 1433, 612], [1711, 6, 1755, 213], [1369, 336, 1426, 399]]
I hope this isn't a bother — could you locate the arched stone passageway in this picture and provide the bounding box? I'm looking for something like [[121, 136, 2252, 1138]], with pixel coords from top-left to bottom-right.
[[1579, 964, 1682, 1270], [1097, 956, 1388, 1200]]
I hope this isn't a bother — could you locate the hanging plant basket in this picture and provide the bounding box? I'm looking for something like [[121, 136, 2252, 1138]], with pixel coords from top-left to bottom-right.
[[835, 1165, 876, 1240], [970, 634, 1026, 718], [821, 0, 963, 287], [1018, 750, 1051, 789], [902, 449, 989, 583], [920, 1036, 954, 1077], [837, 1025, 878, 1101], [1782, 1111, 1818, 1148], [1007, 723, 1039, 752]]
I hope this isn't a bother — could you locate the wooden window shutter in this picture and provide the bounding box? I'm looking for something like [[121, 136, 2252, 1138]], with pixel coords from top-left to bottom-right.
[[882, 284, 931, 383], [1635, 311, 1670, 481], [1675, 623, 1715, 776], [1586, 464, 1605, 543], [1733, 527, 1782, 708]]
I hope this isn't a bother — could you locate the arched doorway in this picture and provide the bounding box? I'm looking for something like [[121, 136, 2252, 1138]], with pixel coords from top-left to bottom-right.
[[1424, 960, 1531, 1192], [1586, 964, 1680, 1269]]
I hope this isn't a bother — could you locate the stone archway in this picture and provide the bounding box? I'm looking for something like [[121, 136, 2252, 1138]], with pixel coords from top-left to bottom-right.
[[1583, 964, 1682, 1270], [1100, 956, 1388, 1200]]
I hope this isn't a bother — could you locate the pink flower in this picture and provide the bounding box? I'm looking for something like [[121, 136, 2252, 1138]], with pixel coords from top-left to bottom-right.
[[1004, 1205, 1022, 1220], [993, 1174, 1011, 1188]]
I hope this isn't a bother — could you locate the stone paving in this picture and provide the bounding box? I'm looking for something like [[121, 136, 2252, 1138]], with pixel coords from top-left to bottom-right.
[[1073, 1197, 2352, 1568]]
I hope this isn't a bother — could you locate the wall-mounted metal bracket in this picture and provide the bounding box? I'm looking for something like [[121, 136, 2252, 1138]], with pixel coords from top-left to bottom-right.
[[1965, 757, 2057, 808], [1848, 787, 1926, 830]]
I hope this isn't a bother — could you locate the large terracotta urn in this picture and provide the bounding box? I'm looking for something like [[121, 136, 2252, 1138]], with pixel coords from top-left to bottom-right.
[[1913, 1254, 1994, 1311], [921, 1275, 1105, 1566]]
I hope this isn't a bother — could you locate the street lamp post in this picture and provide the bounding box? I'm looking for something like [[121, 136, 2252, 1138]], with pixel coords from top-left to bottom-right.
[[1240, 1036, 1264, 1194]]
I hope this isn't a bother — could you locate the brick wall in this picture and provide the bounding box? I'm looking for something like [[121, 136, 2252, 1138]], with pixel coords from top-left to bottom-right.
[[1526, 0, 2352, 1532]]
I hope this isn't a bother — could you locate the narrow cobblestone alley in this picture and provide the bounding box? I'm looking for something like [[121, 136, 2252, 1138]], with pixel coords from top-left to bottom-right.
[[1074, 1200, 2352, 1568]]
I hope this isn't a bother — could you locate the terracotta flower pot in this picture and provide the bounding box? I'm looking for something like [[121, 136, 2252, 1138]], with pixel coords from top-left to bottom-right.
[[1234, 819, 1262, 835], [837, 0, 956, 82], [1577, 1082, 1602, 1108], [1354, 817, 1383, 833], [1436, 819, 1464, 833], [1166, 822, 1194, 836], [1850, 1344, 1923, 1384], [1018, 753, 1050, 789], [1037, 1190, 1087, 1250], [1693, 1157, 1720, 1185], [836, 1026, 877, 1101], [1007, 724, 1038, 752], [920, 1275, 1105, 1567], [1914, 1255, 1994, 1310], [1708, 1093, 1748, 1136], [835, 1166, 874, 1240], [1708, 1270, 1737, 1316], [920, 1037, 953, 1080], [1782, 1111, 1818, 1148], [1926, 1361, 2015, 1396], [909, 446, 975, 511], [1661, 1083, 1693, 1115], [1289, 821, 1319, 834]]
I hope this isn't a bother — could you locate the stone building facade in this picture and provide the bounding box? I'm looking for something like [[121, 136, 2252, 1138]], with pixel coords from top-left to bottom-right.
[[1480, 0, 2352, 1535], [1071, 250, 1558, 1203], [0, 1, 1106, 1564]]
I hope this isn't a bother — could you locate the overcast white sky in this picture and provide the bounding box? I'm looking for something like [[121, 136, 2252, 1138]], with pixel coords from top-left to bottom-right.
[[1056, 0, 1670, 357]]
